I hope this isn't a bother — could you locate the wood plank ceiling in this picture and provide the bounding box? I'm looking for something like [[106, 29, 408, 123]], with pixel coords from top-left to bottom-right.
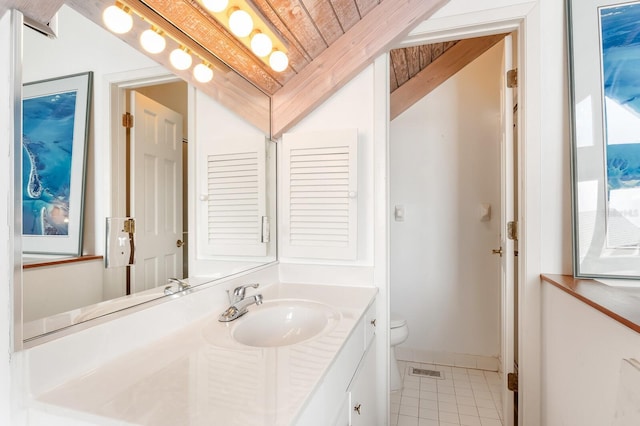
[[141, 0, 385, 96], [389, 34, 507, 120], [389, 41, 458, 93], [16, 0, 453, 135]]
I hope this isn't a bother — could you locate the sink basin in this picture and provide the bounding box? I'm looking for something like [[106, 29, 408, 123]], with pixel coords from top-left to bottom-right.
[[231, 299, 341, 347]]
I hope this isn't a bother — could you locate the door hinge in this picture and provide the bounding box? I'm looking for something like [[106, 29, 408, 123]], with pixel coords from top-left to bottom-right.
[[507, 372, 518, 392], [123, 218, 135, 234], [507, 68, 518, 88], [122, 112, 134, 128], [507, 221, 518, 241]]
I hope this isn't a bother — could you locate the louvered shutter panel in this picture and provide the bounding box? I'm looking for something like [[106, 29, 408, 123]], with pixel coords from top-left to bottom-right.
[[197, 135, 267, 257], [281, 129, 358, 260]]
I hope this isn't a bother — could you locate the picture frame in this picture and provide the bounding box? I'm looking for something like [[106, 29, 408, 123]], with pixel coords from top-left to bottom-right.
[[567, 0, 640, 278], [22, 71, 93, 256]]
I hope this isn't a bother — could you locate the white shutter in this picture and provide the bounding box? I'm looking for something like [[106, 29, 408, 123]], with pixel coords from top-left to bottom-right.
[[197, 135, 267, 257], [281, 129, 358, 260]]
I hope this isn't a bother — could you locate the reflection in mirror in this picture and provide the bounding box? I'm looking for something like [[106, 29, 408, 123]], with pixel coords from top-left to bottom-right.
[[21, 4, 276, 343]]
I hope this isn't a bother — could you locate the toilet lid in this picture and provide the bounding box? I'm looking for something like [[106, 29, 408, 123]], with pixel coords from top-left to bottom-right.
[[390, 314, 406, 329]]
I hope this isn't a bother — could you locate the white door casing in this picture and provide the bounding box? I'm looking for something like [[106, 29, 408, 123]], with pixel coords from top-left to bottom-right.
[[130, 91, 183, 292]]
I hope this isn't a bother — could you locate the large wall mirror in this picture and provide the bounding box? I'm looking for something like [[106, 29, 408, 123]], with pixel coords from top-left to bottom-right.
[[20, 3, 277, 343]]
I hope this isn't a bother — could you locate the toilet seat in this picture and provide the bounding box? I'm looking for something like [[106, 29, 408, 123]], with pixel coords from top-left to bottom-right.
[[390, 314, 406, 329]]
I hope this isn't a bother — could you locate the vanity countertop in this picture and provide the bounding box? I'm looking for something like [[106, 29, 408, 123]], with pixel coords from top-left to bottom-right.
[[35, 283, 377, 425]]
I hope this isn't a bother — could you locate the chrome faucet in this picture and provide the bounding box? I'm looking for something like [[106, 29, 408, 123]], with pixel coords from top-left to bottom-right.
[[164, 277, 190, 295], [219, 284, 263, 322], [230, 283, 259, 303]]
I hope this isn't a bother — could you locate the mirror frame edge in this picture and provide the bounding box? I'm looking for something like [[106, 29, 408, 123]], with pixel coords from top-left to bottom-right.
[[11, 8, 24, 352]]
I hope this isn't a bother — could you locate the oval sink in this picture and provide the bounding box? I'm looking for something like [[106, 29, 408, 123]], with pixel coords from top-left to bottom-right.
[[231, 299, 341, 347]]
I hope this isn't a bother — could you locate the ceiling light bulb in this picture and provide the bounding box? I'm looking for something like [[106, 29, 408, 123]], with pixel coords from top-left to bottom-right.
[[251, 32, 273, 58], [228, 8, 253, 37], [102, 4, 133, 34], [269, 50, 289, 72], [140, 28, 166, 54], [202, 0, 229, 13], [193, 63, 213, 83], [170, 48, 193, 70]]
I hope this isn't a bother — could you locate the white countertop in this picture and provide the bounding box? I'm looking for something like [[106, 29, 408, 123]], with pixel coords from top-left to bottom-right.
[[36, 283, 377, 425]]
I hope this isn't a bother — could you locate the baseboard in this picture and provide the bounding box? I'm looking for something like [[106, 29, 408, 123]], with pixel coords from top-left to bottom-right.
[[395, 347, 500, 372]]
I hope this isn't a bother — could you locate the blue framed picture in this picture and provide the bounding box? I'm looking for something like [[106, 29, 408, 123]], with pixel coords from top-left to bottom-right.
[[568, 0, 640, 278], [22, 71, 92, 256]]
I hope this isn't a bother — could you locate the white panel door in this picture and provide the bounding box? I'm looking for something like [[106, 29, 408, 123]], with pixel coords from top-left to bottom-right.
[[500, 34, 517, 426], [130, 91, 183, 292]]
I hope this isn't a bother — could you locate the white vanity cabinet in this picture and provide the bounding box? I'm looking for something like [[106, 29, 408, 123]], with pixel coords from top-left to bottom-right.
[[32, 284, 378, 426], [296, 301, 378, 426]]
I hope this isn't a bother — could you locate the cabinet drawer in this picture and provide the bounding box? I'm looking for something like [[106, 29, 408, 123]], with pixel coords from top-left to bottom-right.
[[363, 302, 377, 349]]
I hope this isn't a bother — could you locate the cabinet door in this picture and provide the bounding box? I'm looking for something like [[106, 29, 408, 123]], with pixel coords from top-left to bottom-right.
[[364, 302, 377, 348], [332, 393, 350, 426], [280, 129, 358, 261], [350, 343, 377, 426]]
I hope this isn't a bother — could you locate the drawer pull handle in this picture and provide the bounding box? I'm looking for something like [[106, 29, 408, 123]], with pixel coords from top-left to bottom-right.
[[353, 403, 361, 415], [370, 319, 376, 327]]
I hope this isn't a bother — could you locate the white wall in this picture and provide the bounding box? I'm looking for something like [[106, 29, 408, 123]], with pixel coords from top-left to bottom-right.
[[277, 64, 377, 286], [541, 283, 640, 425], [23, 259, 104, 322], [390, 42, 503, 366]]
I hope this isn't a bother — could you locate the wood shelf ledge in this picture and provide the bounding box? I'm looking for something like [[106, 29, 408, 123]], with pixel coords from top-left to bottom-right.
[[541, 274, 640, 334], [23, 255, 103, 270]]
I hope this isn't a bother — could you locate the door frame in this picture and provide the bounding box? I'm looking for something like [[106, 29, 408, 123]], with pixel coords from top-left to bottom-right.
[[104, 67, 182, 297], [396, 3, 541, 424]]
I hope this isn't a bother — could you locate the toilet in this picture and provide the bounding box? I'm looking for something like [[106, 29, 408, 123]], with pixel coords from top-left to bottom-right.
[[389, 314, 409, 391]]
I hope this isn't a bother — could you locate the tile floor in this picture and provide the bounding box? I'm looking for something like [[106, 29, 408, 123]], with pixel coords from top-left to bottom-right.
[[390, 361, 504, 426]]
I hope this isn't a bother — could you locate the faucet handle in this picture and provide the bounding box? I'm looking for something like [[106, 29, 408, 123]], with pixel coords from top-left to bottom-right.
[[232, 283, 260, 300], [168, 277, 189, 290]]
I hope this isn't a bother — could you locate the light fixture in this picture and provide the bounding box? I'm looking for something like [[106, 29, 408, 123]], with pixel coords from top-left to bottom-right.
[[202, 0, 229, 13], [140, 27, 166, 54], [102, 3, 133, 34], [170, 47, 193, 70], [228, 7, 253, 37], [269, 50, 289, 72], [195, 1, 288, 71], [193, 62, 214, 83], [250, 31, 273, 58]]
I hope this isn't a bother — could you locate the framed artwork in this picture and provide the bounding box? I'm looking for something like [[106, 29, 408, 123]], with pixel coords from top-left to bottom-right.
[[568, 0, 640, 278], [22, 71, 93, 256]]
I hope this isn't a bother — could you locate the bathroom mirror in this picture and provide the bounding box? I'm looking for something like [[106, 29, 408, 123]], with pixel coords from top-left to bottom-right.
[[20, 3, 276, 342], [567, 0, 640, 278]]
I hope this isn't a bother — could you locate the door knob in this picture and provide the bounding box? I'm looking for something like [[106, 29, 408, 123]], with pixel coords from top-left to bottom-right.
[[492, 247, 503, 257], [176, 240, 184, 248]]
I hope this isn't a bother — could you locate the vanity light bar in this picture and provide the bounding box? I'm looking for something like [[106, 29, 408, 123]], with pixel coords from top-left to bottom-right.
[[102, 1, 217, 82], [197, 0, 289, 72]]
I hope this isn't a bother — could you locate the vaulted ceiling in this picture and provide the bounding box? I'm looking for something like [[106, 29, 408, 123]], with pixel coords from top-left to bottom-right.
[[9, 0, 510, 136]]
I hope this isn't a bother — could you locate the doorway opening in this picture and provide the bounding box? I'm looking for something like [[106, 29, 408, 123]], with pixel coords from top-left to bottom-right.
[[388, 29, 521, 426], [107, 72, 188, 300]]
